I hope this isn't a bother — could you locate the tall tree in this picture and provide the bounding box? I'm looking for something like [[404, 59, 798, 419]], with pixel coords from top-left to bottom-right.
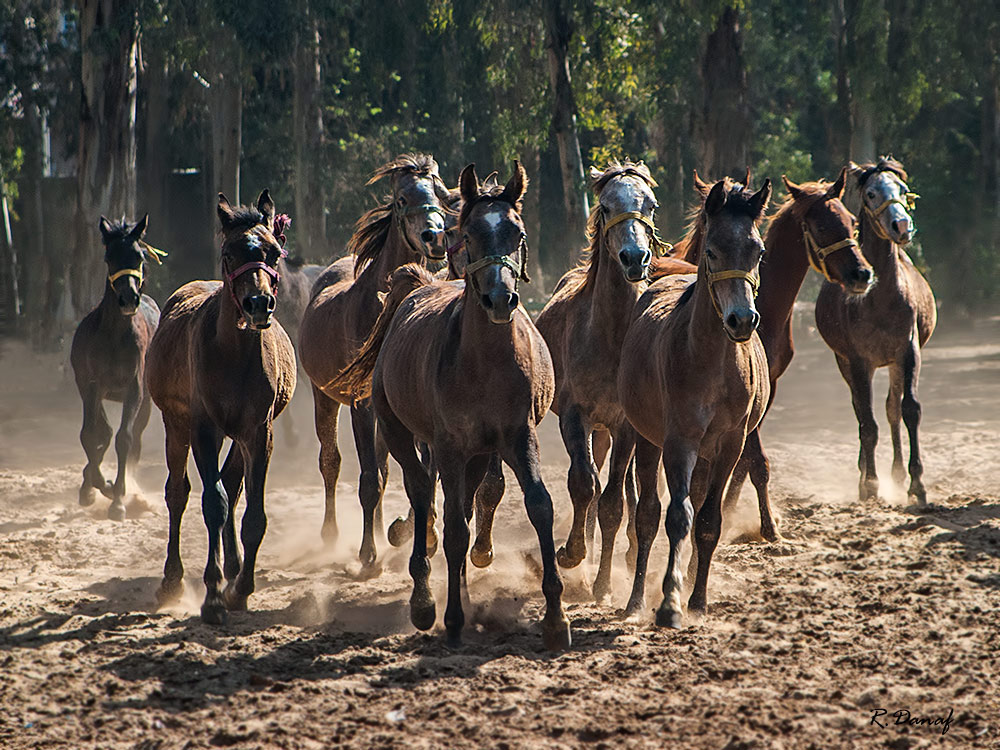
[[293, 0, 326, 259], [72, 0, 140, 315]]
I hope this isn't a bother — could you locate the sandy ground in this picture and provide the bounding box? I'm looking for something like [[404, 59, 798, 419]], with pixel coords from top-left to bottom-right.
[[1, 310, 999, 749]]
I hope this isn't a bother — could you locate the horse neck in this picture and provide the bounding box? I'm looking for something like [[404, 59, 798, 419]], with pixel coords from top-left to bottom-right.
[[590, 237, 643, 338], [96, 280, 130, 331], [861, 217, 902, 285], [367, 219, 421, 292], [758, 208, 809, 345], [212, 280, 264, 355], [687, 264, 736, 365], [459, 284, 517, 357]]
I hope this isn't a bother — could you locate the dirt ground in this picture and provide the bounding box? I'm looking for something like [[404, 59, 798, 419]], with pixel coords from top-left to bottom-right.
[[1, 310, 999, 749]]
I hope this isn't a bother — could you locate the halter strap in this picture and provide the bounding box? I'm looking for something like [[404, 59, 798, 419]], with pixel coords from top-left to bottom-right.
[[706, 267, 759, 321], [861, 188, 918, 241], [394, 202, 446, 258], [801, 223, 860, 282], [224, 261, 281, 314], [108, 267, 143, 285], [465, 253, 523, 279], [603, 211, 673, 256]]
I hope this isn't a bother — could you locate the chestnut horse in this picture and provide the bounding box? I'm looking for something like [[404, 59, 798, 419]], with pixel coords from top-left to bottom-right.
[[298, 154, 452, 568], [333, 163, 570, 649], [816, 157, 936, 504], [535, 160, 690, 602], [620, 176, 771, 626], [71, 215, 163, 520], [147, 190, 296, 624]]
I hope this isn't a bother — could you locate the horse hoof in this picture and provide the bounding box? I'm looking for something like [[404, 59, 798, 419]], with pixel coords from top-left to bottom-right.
[[592, 580, 611, 605], [760, 521, 781, 543], [387, 516, 414, 548], [892, 466, 907, 485], [107, 502, 126, 522], [320, 523, 339, 547], [155, 580, 184, 607], [98, 481, 115, 500], [79, 486, 96, 507], [623, 597, 645, 622], [555, 544, 584, 569], [223, 586, 249, 612], [655, 607, 684, 629], [908, 486, 927, 506], [201, 601, 229, 626], [469, 545, 494, 569], [542, 616, 572, 651], [410, 595, 436, 631]]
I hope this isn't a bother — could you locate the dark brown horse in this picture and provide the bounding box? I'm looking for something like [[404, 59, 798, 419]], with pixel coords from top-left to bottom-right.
[[298, 154, 452, 568], [71, 215, 162, 520], [535, 160, 687, 602], [702, 170, 875, 539], [816, 157, 936, 503], [619, 176, 771, 626], [333, 163, 570, 649], [147, 190, 296, 624]]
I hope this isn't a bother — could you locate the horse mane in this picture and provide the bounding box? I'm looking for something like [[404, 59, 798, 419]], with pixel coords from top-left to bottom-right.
[[222, 206, 268, 235], [855, 155, 909, 186], [352, 153, 448, 276], [100, 218, 132, 243], [457, 182, 524, 227]]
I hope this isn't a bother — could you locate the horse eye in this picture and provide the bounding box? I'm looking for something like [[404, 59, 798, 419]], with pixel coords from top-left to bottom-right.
[[866, 190, 875, 199]]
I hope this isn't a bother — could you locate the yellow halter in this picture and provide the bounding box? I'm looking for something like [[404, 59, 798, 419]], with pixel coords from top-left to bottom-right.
[[802, 223, 859, 282], [108, 267, 143, 285], [862, 193, 918, 241], [603, 211, 673, 257], [706, 267, 759, 321]]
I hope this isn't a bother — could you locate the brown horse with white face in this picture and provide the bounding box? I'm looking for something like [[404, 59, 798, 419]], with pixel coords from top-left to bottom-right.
[[298, 154, 452, 569], [71, 215, 162, 520], [333, 163, 570, 650], [146, 190, 296, 624], [619, 175, 771, 627], [816, 157, 936, 504]]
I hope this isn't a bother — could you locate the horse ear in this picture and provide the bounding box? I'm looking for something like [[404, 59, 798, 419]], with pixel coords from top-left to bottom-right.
[[693, 170, 711, 197], [256, 189, 275, 226], [459, 164, 479, 204], [129, 213, 149, 240], [705, 180, 728, 216], [217, 193, 236, 229], [825, 167, 847, 200], [589, 165, 603, 182], [499, 160, 527, 208], [98, 216, 114, 241], [748, 178, 772, 218], [782, 175, 804, 200], [742, 167, 751, 189]]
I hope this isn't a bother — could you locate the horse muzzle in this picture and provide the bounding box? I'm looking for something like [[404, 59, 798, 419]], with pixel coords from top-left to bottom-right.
[[844, 265, 875, 296], [243, 294, 276, 330], [480, 289, 519, 325], [117, 290, 140, 316], [723, 308, 760, 343], [421, 228, 448, 261], [619, 245, 651, 283]]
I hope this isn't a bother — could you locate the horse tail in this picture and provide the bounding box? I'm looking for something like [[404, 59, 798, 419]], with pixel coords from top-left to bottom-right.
[[648, 255, 697, 281], [332, 263, 436, 401]]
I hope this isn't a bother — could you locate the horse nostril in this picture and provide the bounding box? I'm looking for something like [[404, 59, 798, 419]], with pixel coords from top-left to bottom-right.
[[857, 267, 872, 284], [726, 313, 739, 330], [421, 229, 436, 244], [509, 292, 519, 309], [619, 250, 629, 266], [750, 310, 760, 330], [481, 294, 494, 310], [266, 295, 276, 312], [243, 298, 255, 314]]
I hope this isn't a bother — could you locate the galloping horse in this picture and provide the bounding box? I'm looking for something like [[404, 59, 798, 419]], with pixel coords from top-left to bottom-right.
[[147, 190, 296, 624], [620, 176, 771, 626], [71, 215, 163, 520], [535, 160, 688, 602], [334, 163, 570, 650], [816, 157, 936, 504], [298, 154, 452, 568]]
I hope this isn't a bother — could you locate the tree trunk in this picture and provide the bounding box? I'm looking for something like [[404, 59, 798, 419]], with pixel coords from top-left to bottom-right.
[[522, 147, 545, 294], [831, 0, 852, 165], [695, 7, 750, 179], [208, 27, 242, 265], [71, 0, 139, 316], [844, 0, 882, 162], [543, 0, 589, 269], [141, 42, 170, 253], [293, 2, 326, 260]]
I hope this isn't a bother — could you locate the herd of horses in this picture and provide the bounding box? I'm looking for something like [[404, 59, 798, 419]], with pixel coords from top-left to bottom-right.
[[69, 152, 935, 649]]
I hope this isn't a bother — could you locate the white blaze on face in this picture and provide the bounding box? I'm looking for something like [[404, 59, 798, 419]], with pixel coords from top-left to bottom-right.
[[245, 231, 263, 250], [483, 210, 504, 232]]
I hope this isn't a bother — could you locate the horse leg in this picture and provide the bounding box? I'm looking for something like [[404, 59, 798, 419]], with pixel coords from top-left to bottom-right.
[[79, 388, 113, 505], [503, 426, 570, 651], [156, 412, 191, 606], [388, 440, 434, 549], [900, 339, 926, 504], [886, 361, 906, 485], [687, 437, 744, 617], [224, 427, 273, 612], [727, 429, 779, 541], [624, 456, 638, 573], [624, 436, 663, 619], [129, 392, 152, 466], [220, 442, 246, 582], [351, 400, 385, 569], [312, 384, 341, 545], [436, 445, 471, 646], [556, 406, 598, 568], [470, 452, 504, 568], [374, 427, 389, 541], [190, 417, 228, 625], [108, 383, 141, 521], [655, 436, 700, 629], [837, 354, 878, 501], [593, 425, 636, 603], [588, 429, 611, 556]]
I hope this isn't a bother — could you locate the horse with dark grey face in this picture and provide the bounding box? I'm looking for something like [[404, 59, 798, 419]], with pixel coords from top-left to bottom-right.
[[816, 157, 936, 504], [71, 215, 162, 520], [147, 190, 296, 624], [333, 163, 570, 650]]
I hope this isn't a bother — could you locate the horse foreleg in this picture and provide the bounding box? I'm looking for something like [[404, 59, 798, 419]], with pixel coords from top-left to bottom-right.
[[224, 427, 272, 612], [312, 384, 342, 545], [837, 354, 878, 501], [886, 361, 906, 486], [732, 429, 779, 541], [624, 456, 638, 573], [593, 425, 635, 603], [470, 453, 504, 568], [129, 393, 152, 466], [79, 387, 113, 506], [588, 429, 611, 553], [156, 412, 191, 606], [556, 406, 598, 568], [624, 437, 662, 619], [900, 339, 926, 504], [656, 436, 700, 629], [388, 440, 435, 550], [109, 383, 142, 521], [504, 426, 571, 651], [351, 400, 385, 570], [190, 418, 228, 624], [220, 443, 245, 582], [437, 446, 471, 647]]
